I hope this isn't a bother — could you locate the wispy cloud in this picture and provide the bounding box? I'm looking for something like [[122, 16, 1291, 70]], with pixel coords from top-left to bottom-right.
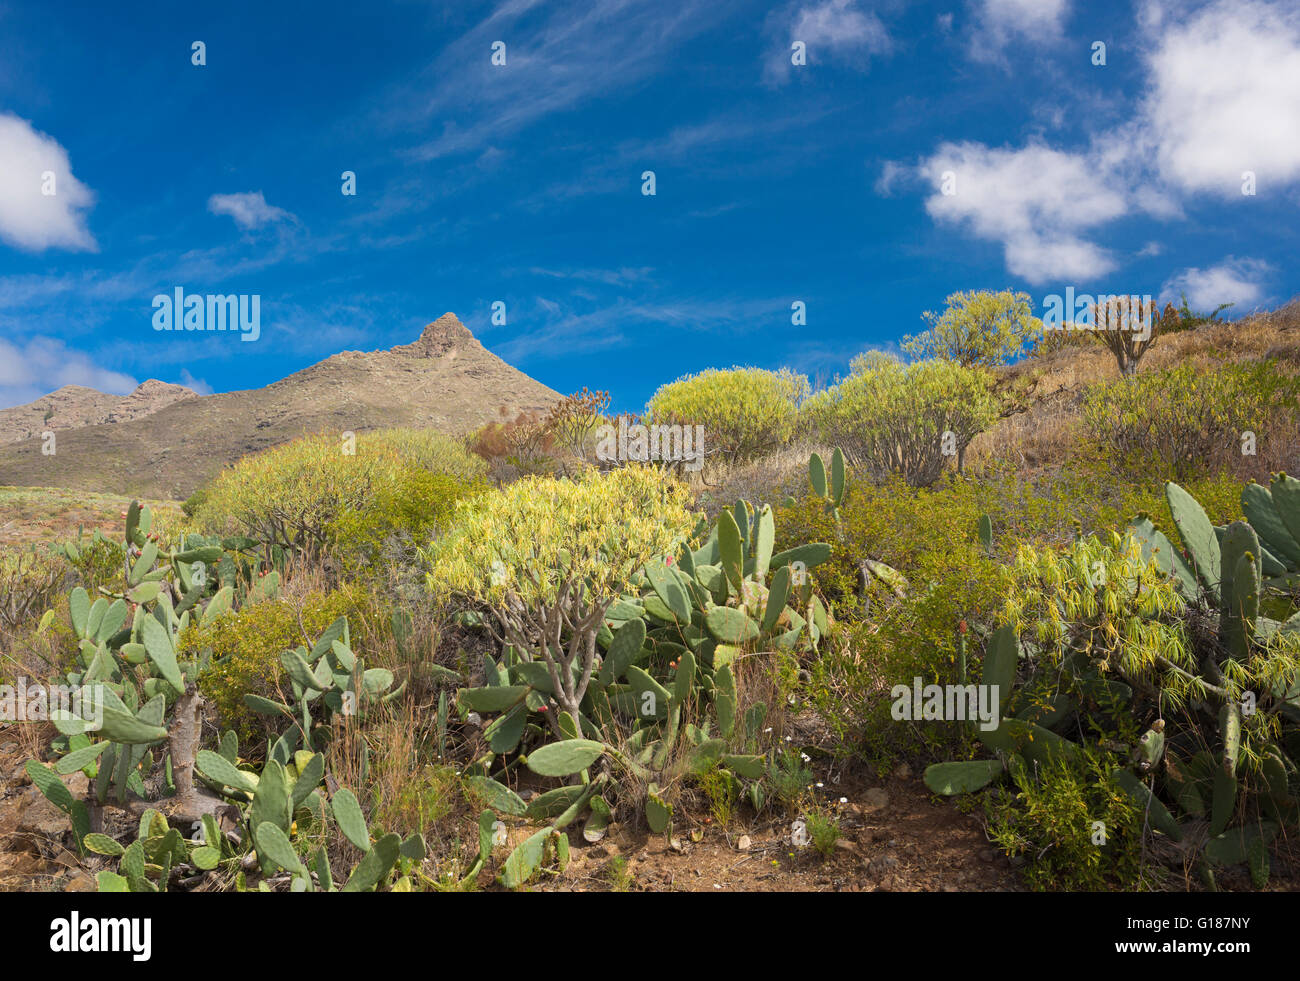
[[966, 0, 1070, 66], [763, 0, 893, 84], [207, 191, 297, 230], [400, 0, 739, 162]]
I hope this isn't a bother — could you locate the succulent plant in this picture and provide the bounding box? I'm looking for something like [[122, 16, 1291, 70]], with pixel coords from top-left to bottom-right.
[[924, 479, 1300, 886]]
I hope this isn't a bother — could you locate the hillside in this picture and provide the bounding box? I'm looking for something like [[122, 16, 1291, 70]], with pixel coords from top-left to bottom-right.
[[0, 313, 561, 500], [0, 379, 198, 445]]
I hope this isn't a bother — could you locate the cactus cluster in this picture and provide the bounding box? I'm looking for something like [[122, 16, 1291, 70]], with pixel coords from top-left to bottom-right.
[[236, 616, 401, 753], [924, 478, 1300, 888], [25, 501, 282, 853], [451, 494, 832, 886]]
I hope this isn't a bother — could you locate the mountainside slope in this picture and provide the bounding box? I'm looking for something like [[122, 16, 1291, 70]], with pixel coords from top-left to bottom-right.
[[0, 380, 199, 445], [0, 313, 560, 499]]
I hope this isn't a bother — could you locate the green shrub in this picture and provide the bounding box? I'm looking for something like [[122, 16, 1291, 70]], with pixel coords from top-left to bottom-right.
[[426, 466, 696, 721], [65, 535, 127, 592], [805, 806, 843, 859], [180, 587, 364, 747], [802, 354, 998, 485], [192, 428, 487, 562], [647, 366, 808, 467], [985, 749, 1146, 891], [902, 289, 1041, 367], [1081, 361, 1300, 481], [328, 467, 486, 576], [0, 548, 72, 631]]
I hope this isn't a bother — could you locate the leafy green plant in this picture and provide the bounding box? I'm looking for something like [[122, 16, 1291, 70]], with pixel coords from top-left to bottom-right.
[[802, 354, 999, 484], [1081, 361, 1299, 481], [647, 366, 808, 467], [804, 805, 842, 859], [902, 289, 1041, 368], [923, 478, 1300, 888]]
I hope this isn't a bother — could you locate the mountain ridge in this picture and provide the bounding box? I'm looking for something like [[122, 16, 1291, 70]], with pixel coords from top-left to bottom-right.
[[0, 313, 560, 499]]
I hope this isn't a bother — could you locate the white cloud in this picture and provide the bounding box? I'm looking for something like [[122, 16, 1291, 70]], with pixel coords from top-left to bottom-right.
[[968, 0, 1069, 65], [207, 191, 295, 230], [765, 0, 891, 83], [1141, 0, 1300, 195], [1160, 257, 1271, 310], [918, 141, 1126, 283], [0, 335, 136, 408], [874, 160, 908, 196], [0, 114, 96, 253]]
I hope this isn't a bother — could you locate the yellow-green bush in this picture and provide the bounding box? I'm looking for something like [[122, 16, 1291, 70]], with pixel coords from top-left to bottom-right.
[[328, 468, 487, 575], [646, 367, 808, 466], [902, 289, 1041, 367], [1081, 361, 1300, 481], [192, 428, 487, 561], [180, 587, 364, 747], [985, 749, 1147, 891], [801, 354, 998, 486], [427, 466, 697, 612]]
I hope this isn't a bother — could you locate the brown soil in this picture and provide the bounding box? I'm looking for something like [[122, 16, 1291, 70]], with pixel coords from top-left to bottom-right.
[[527, 758, 1025, 893]]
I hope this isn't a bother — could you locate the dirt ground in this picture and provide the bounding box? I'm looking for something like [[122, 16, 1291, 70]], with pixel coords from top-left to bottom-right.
[[0, 720, 1023, 893]]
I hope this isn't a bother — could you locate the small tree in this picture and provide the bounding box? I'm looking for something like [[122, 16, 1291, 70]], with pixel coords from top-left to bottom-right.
[[1088, 296, 1174, 377], [802, 354, 999, 486], [424, 467, 697, 729], [903, 289, 1041, 368], [546, 388, 611, 460]]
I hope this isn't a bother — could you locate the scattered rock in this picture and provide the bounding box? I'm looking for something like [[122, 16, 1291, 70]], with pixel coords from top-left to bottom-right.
[[64, 871, 97, 893], [893, 763, 912, 781], [18, 792, 69, 837], [736, 835, 751, 852], [867, 852, 900, 876], [833, 838, 860, 856], [863, 787, 889, 810]]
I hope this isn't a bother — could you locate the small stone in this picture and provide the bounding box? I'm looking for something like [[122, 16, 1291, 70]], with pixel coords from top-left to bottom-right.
[[867, 852, 899, 876], [64, 872, 97, 893], [893, 763, 912, 781], [18, 792, 69, 837], [980, 848, 998, 864], [736, 835, 751, 851], [863, 787, 889, 810]]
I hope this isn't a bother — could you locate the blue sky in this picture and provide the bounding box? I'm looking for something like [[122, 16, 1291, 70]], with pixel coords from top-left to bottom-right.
[[2, 0, 1298, 412]]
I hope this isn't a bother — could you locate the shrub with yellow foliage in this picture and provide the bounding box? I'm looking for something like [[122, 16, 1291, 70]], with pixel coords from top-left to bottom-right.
[[646, 366, 808, 467], [192, 428, 486, 562], [425, 466, 698, 720], [802, 354, 998, 485]]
